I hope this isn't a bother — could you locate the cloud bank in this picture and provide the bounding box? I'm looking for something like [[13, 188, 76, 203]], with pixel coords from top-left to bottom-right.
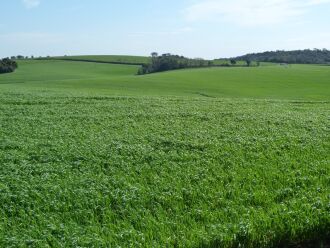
[[184, 0, 330, 26], [22, 0, 41, 9]]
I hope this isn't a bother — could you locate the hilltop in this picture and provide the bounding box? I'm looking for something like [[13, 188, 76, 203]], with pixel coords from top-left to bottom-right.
[[1, 59, 329, 100], [49, 55, 150, 65], [229, 49, 330, 64]]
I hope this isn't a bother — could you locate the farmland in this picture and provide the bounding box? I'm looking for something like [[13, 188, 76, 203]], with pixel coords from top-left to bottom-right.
[[1, 59, 329, 100], [0, 59, 329, 247], [53, 55, 150, 65]]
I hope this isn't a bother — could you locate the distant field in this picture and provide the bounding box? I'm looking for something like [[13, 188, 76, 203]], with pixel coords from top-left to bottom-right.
[[54, 56, 261, 67], [0, 59, 329, 247], [212, 59, 250, 66], [1, 60, 330, 100], [53, 55, 150, 65]]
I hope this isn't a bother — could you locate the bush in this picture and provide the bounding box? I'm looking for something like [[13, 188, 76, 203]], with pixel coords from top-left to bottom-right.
[[0, 58, 18, 74], [138, 53, 212, 74]]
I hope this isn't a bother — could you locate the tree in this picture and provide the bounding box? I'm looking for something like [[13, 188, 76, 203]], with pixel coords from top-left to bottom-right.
[[137, 53, 212, 75], [151, 52, 158, 58], [246, 59, 252, 67], [231, 49, 330, 64], [230, 59, 237, 65], [0, 58, 18, 74]]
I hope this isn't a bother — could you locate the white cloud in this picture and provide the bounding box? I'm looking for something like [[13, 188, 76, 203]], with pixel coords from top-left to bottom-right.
[[307, 0, 330, 5], [129, 27, 194, 37], [184, 0, 330, 27], [22, 0, 41, 9]]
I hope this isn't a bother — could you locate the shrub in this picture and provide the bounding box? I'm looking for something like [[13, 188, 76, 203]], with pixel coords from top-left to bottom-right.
[[0, 58, 18, 74], [138, 53, 212, 74]]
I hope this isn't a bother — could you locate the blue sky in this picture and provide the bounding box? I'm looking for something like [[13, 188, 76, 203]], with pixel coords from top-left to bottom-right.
[[1, 0, 330, 59]]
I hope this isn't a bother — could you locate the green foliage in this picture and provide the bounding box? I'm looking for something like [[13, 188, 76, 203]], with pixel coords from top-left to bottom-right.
[[139, 53, 213, 74], [230, 59, 237, 65], [0, 58, 18, 74], [232, 49, 330, 64], [212, 59, 253, 67], [0, 92, 329, 247], [0, 59, 329, 247]]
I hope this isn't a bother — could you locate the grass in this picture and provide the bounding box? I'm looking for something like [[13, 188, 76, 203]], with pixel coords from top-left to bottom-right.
[[1, 60, 329, 100], [53, 55, 151, 65], [212, 59, 250, 66], [0, 59, 329, 247]]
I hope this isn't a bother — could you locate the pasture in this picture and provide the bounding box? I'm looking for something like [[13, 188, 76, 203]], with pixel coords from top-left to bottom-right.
[[0, 59, 329, 247], [1, 59, 329, 100], [54, 55, 150, 65]]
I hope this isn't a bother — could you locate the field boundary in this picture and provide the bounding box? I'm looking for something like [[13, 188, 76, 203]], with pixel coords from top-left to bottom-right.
[[38, 58, 146, 66], [38, 58, 257, 69]]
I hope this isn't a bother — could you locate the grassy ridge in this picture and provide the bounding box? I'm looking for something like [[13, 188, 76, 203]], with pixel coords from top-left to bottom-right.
[[54, 55, 150, 65], [0, 60, 329, 247]]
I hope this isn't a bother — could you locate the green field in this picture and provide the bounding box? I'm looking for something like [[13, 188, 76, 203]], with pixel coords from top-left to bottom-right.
[[53, 55, 150, 65], [1, 60, 329, 100], [212, 59, 250, 66], [0, 59, 329, 247]]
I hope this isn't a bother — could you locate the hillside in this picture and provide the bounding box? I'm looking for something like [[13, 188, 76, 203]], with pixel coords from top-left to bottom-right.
[[231, 49, 330, 64], [52, 55, 252, 69], [0, 59, 329, 247], [0, 60, 329, 100], [52, 55, 150, 65]]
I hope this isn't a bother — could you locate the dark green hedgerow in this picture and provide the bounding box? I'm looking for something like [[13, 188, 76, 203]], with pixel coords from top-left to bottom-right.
[[0, 92, 329, 247], [0, 58, 18, 74]]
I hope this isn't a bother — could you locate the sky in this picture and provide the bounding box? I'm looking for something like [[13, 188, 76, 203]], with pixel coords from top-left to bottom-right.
[[1, 0, 330, 59]]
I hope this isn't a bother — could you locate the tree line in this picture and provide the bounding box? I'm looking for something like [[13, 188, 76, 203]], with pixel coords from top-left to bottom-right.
[[137, 53, 257, 74], [230, 49, 330, 64], [0, 58, 18, 74], [11, 55, 37, 60], [138, 53, 213, 74]]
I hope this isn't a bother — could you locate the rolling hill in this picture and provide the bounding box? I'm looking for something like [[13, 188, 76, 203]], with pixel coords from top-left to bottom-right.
[[1, 59, 329, 100], [0, 58, 329, 247], [52, 55, 150, 65]]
